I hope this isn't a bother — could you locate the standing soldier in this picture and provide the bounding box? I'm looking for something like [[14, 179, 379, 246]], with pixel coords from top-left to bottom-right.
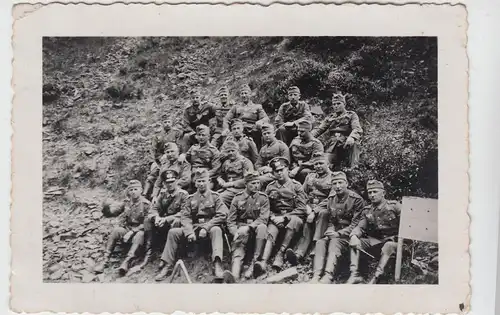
[[221, 119, 258, 164], [255, 123, 290, 186], [155, 169, 229, 281], [179, 89, 217, 153], [275, 86, 314, 146], [217, 140, 254, 208], [210, 86, 234, 148], [223, 84, 269, 149], [223, 171, 270, 283], [347, 180, 401, 284], [147, 142, 191, 200], [289, 119, 324, 183], [144, 170, 189, 271], [304, 171, 365, 283], [311, 92, 363, 169], [253, 157, 307, 276], [182, 125, 221, 186], [284, 154, 334, 266], [94, 180, 151, 275]]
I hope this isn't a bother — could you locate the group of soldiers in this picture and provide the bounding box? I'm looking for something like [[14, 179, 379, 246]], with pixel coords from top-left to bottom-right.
[[93, 84, 401, 284]]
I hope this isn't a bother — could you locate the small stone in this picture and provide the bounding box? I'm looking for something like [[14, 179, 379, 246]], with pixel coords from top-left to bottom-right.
[[83, 258, 95, 268], [49, 268, 65, 281], [92, 211, 102, 220], [48, 263, 62, 273], [80, 270, 96, 283]]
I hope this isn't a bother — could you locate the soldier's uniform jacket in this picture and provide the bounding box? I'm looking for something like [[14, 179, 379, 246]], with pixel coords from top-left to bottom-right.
[[255, 139, 290, 169], [151, 187, 189, 219], [289, 136, 324, 167], [153, 159, 192, 194], [227, 190, 270, 235], [350, 199, 402, 241], [221, 134, 258, 164], [182, 102, 217, 133], [265, 179, 307, 218], [275, 101, 314, 127], [151, 127, 183, 162], [321, 189, 366, 237], [117, 196, 151, 228], [302, 170, 334, 207], [212, 100, 235, 132], [220, 155, 254, 189], [223, 101, 269, 131], [186, 143, 221, 178], [311, 110, 363, 152], [180, 190, 229, 236]]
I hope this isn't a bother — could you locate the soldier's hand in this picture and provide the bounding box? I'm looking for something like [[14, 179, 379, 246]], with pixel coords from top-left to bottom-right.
[[306, 212, 315, 223], [289, 168, 298, 178], [284, 122, 295, 128], [324, 230, 339, 238], [222, 129, 230, 137], [344, 136, 355, 148], [217, 177, 226, 187], [349, 235, 361, 248], [198, 228, 208, 239], [187, 233, 197, 242], [178, 154, 187, 163]]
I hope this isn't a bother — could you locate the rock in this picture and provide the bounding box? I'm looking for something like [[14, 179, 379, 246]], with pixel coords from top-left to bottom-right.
[[71, 264, 84, 272], [80, 270, 96, 283], [49, 268, 65, 281], [264, 267, 299, 284], [97, 274, 106, 282], [60, 232, 77, 240], [83, 258, 96, 268], [91, 211, 102, 220], [48, 263, 62, 273], [82, 143, 97, 156]]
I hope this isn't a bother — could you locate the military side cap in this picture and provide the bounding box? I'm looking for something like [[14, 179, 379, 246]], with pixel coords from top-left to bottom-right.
[[164, 142, 178, 151], [193, 168, 210, 180], [231, 119, 244, 129], [218, 86, 229, 96], [261, 123, 275, 132], [269, 157, 290, 171], [331, 171, 347, 182], [288, 86, 300, 94], [244, 170, 261, 183], [311, 152, 328, 164], [190, 88, 202, 97], [196, 124, 210, 133], [127, 179, 142, 190], [367, 179, 384, 190], [224, 140, 239, 151], [240, 84, 252, 93], [162, 169, 179, 183], [332, 92, 347, 104], [296, 119, 312, 130]]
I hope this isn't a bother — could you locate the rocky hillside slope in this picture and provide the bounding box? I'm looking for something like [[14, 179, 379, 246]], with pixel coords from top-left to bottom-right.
[[42, 37, 438, 284]]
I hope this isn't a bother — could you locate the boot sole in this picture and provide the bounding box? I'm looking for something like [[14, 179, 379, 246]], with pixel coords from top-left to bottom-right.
[[222, 270, 235, 283], [253, 263, 265, 278], [285, 249, 298, 266]]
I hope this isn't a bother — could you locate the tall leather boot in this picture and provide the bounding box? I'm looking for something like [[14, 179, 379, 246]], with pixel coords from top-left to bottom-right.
[[94, 251, 111, 274], [118, 255, 133, 276], [223, 257, 242, 283], [273, 229, 294, 270], [214, 257, 224, 280], [254, 239, 273, 278], [368, 253, 391, 284], [346, 248, 364, 284], [244, 238, 265, 279]]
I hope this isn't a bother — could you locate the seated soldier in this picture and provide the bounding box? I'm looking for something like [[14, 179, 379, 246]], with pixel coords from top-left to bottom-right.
[[210, 86, 235, 148], [347, 180, 401, 284], [255, 123, 290, 187], [275, 86, 314, 146], [144, 170, 189, 270], [180, 124, 221, 186], [217, 140, 254, 208], [155, 169, 229, 281], [289, 119, 324, 183], [146, 142, 191, 200], [311, 92, 363, 170], [222, 84, 269, 150], [179, 89, 216, 153], [303, 171, 365, 283], [253, 157, 307, 276], [94, 180, 151, 275], [284, 154, 334, 266], [222, 171, 270, 283], [220, 119, 258, 164]]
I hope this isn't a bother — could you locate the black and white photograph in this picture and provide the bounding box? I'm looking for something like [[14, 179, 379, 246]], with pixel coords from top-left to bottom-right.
[[41, 36, 439, 285]]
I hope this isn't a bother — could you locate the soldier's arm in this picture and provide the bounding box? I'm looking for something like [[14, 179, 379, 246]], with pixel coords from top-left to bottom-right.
[[202, 194, 229, 231], [222, 106, 236, 131], [288, 183, 308, 218], [279, 142, 291, 162], [230, 159, 254, 189], [227, 198, 239, 236], [208, 149, 222, 178], [251, 195, 270, 228], [300, 103, 314, 123], [302, 174, 312, 195], [337, 197, 366, 237], [185, 146, 193, 164], [311, 119, 330, 138], [350, 214, 368, 238], [349, 112, 363, 140], [255, 150, 264, 170], [274, 104, 285, 127], [312, 140, 325, 156], [256, 105, 270, 125], [247, 139, 259, 164], [180, 197, 195, 237], [178, 162, 192, 189], [150, 195, 162, 219], [181, 108, 194, 133]]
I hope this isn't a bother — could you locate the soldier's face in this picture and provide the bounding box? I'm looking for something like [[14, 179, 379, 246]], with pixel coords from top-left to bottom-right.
[[273, 167, 288, 181], [247, 180, 261, 193], [240, 90, 250, 102], [163, 119, 172, 129], [288, 91, 300, 103], [368, 188, 385, 203], [331, 101, 346, 113], [196, 131, 209, 144], [128, 187, 142, 199], [165, 147, 179, 160], [226, 148, 238, 160], [262, 130, 275, 143], [219, 93, 228, 104], [332, 179, 348, 194], [314, 160, 328, 173], [192, 94, 202, 106], [231, 125, 244, 137], [297, 126, 309, 139], [164, 180, 177, 191], [195, 178, 209, 192]]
